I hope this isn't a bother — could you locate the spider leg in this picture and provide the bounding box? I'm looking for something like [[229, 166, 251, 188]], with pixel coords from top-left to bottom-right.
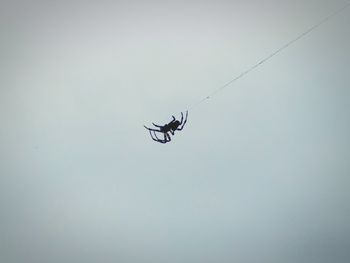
[[153, 131, 168, 144], [176, 111, 188, 131], [144, 125, 161, 133], [179, 112, 184, 124], [163, 133, 169, 143], [163, 132, 172, 143], [166, 132, 172, 142], [144, 126, 165, 143], [148, 130, 161, 142], [152, 123, 163, 128], [145, 124, 171, 144], [152, 131, 162, 141]]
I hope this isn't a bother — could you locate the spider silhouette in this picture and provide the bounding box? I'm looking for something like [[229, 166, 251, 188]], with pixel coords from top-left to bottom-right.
[[144, 111, 188, 144]]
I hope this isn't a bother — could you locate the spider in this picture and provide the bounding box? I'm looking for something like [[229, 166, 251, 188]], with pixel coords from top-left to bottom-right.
[[144, 111, 188, 144]]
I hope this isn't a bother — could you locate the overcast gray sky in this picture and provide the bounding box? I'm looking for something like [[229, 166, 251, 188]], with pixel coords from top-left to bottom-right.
[[1, 0, 350, 262]]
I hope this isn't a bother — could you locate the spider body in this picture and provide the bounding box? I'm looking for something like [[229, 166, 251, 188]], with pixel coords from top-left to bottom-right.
[[159, 120, 180, 133], [144, 111, 188, 144]]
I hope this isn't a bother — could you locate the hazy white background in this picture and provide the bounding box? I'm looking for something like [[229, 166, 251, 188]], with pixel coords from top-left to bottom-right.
[[1, 0, 350, 262]]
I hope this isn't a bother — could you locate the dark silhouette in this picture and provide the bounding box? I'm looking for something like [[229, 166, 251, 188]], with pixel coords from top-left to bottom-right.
[[144, 111, 188, 144]]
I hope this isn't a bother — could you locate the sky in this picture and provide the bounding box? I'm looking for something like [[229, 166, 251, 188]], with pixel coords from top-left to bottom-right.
[[1, 0, 350, 262]]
